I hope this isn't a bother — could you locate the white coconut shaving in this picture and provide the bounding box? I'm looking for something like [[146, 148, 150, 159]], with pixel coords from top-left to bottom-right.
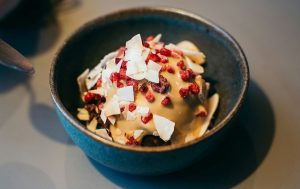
[[135, 106, 149, 116], [153, 114, 175, 142], [117, 86, 134, 102], [133, 130, 144, 139], [103, 95, 120, 116], [145, 60, 162, 83], [95, 129, 112, 141]]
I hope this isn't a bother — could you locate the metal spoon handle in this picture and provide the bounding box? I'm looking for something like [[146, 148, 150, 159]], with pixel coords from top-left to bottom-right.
[[0, 39, 35, 75]]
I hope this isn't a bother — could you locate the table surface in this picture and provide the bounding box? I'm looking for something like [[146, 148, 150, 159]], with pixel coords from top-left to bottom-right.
[[0, 0, 300, 188]]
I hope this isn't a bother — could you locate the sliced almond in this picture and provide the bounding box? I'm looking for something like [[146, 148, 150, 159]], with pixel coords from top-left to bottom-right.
[[87, 117, 97, 132], [176, 41, 206, 64], [77, 108, 90, 121]]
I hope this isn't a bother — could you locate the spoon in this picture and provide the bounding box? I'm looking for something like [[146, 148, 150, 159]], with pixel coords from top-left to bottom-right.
[[0, 39, 35, 74]]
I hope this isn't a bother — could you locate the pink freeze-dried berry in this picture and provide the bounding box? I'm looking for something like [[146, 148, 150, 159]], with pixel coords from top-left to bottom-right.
[[126, 78, 138, 91], [98, 103, 104, 110], [146, 36, 154, 41], [160, 56, 168, 63], [139, 83, 148, 93], [161, 96, 171, 106], [126, 136, 139, 145], [166, 65, 175, 74], [180, 70, 191, 81], [176, 60, 186, 70], [159, 48, 172, 57], [120, 106, 125, 112], [150, 75, 170, 94], [110, 72, 120, 82], [189, 83, 199, 94], [117, 81, 124, 88], [143, 41, 150, 48], [179, 88, 189, 98], [146, 53, 161, 63], [145, 91, 155, 102], [128, 103, 136, 112], [141, 112, 153, 124], [84, 92, 95, 103]]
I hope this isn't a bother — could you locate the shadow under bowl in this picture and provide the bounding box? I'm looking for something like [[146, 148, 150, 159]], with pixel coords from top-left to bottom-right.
[[49, 7, 249, 175]]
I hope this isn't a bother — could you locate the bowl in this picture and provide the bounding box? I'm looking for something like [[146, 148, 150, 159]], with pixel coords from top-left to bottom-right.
[[50, 7, 249, 175]]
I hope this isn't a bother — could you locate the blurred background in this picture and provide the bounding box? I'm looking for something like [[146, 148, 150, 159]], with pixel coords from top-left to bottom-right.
[[0, 0, 299, 188]]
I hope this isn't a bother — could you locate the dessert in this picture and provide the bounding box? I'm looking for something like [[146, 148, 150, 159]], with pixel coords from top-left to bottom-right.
[[76, 34, 219, 146]]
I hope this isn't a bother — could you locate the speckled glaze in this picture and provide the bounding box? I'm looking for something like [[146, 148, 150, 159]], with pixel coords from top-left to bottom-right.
[[50, 7, 249, 175]]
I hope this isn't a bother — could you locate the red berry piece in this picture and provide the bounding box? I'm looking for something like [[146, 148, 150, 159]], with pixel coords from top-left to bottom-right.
[[126, 136, 139, 145], [117, 81, 124, 88], [84, 92, 95, 103], [161, 96, 171, 106], [146, 36, 154, 41], [126, 78, 138, 91], [176, 60, 186, 70], [120, 68, 127, 80], [150, 75, 170, 94], [110, 72, 120, 82], [121, 60, 127, 69], [166, 65, 175, 74], [179, 88, 189, 98], [160, 56, 168, 63], [139, 83, 148, 93], [128, 103, 136, 112], [187, 68, 195, 78], [146, 53, 161, 63], [159, 48, 172, 57], [98, 103, 104, 110], [145, 91, 155, 102], [96, 79, 102, 88], [143, 41, 150, 48], [120, 106, 125, 112], [179, 70, 191, 81], [189, 83, 199, 94], [141, 112, 153, 124]]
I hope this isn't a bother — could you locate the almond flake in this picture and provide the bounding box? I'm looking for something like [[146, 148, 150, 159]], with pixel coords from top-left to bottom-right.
[[198, 93, 219, 137], [95, 129, 112, 141], [77, 108, 90, 121], [87, 117, 97, 132], [185, 56, 204, 74], [153, 114, 175, 141], [117, 86, 134, 102]]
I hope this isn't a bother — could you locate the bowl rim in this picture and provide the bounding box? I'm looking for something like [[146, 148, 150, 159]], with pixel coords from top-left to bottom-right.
[[50, 6, 249, 153]]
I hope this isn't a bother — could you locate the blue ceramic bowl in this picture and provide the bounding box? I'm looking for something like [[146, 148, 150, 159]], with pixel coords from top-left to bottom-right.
[[50, 7, 249, 175]]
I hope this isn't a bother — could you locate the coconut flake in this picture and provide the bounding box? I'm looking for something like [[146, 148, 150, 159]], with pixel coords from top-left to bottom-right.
[[126, 110, 136, 121], [103, 95, 120, 116], [100, 110, 107, 123], [133, 130, 144, 139], [145, 60, 161, 83], [117, 86, 134, 102], [185, 56, 204, 74], [95, 129, 112, 141], [135, 106, 149, 116], [108, 116, 116, 125], [99, 51, 117, 67], [77, 69, 89, 95], [153, 114, 175, 141]]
